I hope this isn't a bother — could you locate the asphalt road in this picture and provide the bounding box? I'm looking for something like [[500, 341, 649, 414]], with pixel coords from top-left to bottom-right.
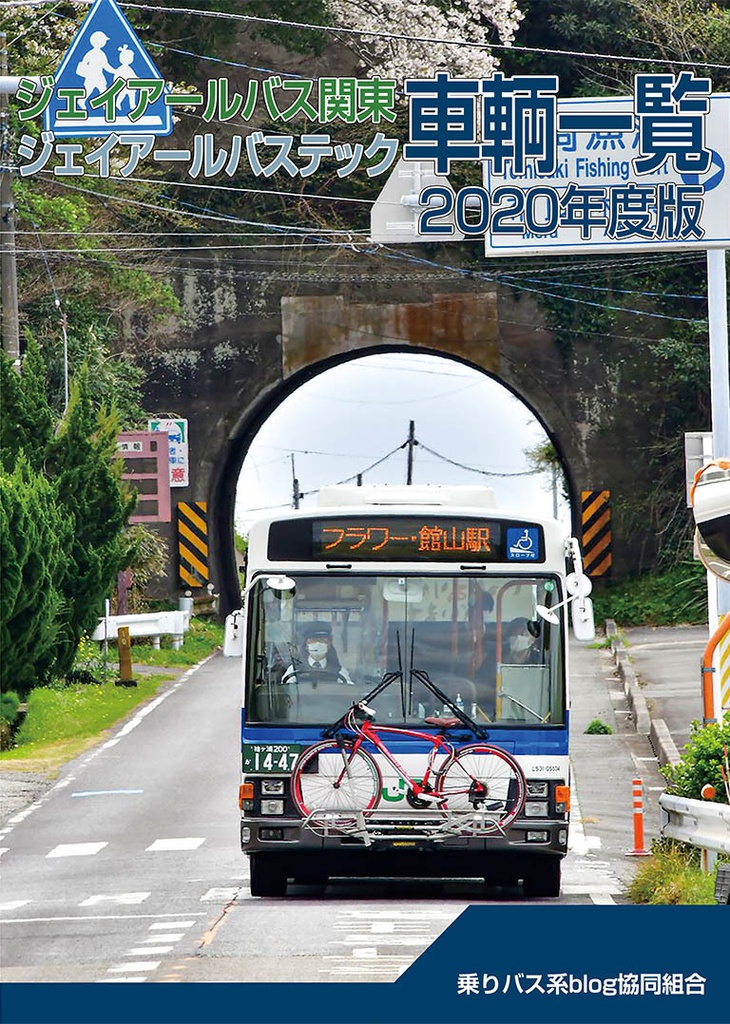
[[0, 626, 709, 985], [619, 624, 708, 750]]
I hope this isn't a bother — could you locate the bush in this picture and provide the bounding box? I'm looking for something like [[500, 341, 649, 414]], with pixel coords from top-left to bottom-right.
[[584, 718, 612, 734], [626, 838, 718, 905], [661, 712, 730, 803], [0, 690, 21, 750]]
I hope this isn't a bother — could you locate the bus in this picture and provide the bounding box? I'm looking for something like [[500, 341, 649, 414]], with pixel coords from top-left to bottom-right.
[[238, 484, 594, 897]]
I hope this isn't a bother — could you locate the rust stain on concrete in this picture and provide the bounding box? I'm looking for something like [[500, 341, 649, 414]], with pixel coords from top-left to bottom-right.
[[282, 292, 499, 376]]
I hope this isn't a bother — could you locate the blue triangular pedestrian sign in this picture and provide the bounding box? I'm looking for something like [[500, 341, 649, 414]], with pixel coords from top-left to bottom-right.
[[44, 0, 172, 138]]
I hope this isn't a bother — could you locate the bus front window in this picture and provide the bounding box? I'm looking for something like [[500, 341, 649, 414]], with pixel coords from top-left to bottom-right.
[[244, 574, 564, 728]]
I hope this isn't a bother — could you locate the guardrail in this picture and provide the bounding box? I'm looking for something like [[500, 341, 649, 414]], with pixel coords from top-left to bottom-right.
[[91, 610, 190, 650], [659, 792, 730, 867]]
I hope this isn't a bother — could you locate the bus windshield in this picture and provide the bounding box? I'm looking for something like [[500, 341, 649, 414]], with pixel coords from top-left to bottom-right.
[[245, 573, 565, 728]]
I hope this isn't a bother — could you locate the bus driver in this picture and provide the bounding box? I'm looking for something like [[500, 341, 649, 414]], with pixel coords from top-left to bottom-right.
[[283, 622, 354, 685]]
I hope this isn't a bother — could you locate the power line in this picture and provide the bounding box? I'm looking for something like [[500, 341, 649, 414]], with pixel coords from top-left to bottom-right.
[[114, 3, 730, 72], [417, 440, 535, 478], [3, 0, 728, 71]]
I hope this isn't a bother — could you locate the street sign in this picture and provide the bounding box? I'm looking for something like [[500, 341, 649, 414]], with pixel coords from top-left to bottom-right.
[[117, 430, 171, 523], [370, 92, 730, 257], [369, 159, 464, 243], [43, 0, 171, 138], [148, 418, 189, 487], [483, 95, 730, 257]]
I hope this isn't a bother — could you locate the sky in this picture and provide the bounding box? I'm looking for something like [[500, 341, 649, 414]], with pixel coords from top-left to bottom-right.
[[234, 352, 570, 535]]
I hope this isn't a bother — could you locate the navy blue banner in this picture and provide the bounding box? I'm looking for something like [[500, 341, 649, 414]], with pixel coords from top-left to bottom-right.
[[1, 906, 726, 1024]]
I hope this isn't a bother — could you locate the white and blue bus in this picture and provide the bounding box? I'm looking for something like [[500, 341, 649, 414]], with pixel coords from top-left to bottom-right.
[[238, 485, 594, 897]]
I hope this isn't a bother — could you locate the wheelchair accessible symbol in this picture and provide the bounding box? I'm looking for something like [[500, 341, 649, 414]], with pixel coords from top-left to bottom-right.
[[507, 527, 539, 561], [44, 0, 171, 138]]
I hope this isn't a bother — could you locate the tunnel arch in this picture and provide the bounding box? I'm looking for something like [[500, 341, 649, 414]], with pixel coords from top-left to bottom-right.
[[211, 345, 581, 615]]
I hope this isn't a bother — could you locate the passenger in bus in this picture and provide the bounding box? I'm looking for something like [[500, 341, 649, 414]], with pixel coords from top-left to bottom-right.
[[505, 617, 543, 664], [283, 622, 354, 684]]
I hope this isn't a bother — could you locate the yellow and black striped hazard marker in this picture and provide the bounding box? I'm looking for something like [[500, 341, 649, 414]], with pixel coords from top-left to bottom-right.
[[177, 501, 210, 587], [581, 490, 612, 577]]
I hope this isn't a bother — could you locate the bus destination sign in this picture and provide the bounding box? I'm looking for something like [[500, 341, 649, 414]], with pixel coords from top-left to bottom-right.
[[268, 517, 544, 563]]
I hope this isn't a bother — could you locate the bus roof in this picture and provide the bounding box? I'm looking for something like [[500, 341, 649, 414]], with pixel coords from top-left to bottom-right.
[[316, 484, 497, 509]]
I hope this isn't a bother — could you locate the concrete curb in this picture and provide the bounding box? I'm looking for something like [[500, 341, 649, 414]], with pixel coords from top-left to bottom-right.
[[605, 618, 682, 768]]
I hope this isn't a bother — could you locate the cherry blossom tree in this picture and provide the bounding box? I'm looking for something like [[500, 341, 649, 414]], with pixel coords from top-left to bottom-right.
[[324, 0, 524, 79]]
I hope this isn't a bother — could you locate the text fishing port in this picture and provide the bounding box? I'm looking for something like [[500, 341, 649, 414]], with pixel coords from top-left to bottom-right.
[[236, 484, 595, 897]]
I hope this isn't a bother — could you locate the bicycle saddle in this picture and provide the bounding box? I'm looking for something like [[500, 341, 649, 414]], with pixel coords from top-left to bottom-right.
[[423, 716, 461, 729]]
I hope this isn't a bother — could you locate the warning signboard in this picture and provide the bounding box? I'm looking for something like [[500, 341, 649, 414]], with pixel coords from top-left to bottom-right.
[[43, 0, 171, 138]]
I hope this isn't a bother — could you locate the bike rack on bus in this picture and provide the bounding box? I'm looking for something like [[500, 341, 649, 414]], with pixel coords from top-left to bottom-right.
[[299, 807, 509, 846]]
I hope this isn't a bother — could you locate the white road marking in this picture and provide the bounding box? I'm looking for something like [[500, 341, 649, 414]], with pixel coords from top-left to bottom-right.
[[1, 913, 207, 924], [79, 893, 150, 907], [0, 848, 9, 858], [0, 900, 32, 911], [149, 920, 196, 929], [565, 780, 618, 902], [126, 946, 174, 955], [323, 906, 461, 980], [107, 961, 160, 973], [142, 934, 185, 943], [322, 953, 416, 977], [0, 660, 216, 843], [145, 837, 205, 852], [72, 790, 144, 798], [200, 887, 239, 901], [46, 842, 108, 858]]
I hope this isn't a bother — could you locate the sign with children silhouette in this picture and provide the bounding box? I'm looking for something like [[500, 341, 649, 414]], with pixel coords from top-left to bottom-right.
[[44, 0, 171, 138]]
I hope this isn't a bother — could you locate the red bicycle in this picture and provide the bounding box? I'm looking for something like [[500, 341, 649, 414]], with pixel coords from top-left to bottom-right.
[[290, 700, 526, 834]]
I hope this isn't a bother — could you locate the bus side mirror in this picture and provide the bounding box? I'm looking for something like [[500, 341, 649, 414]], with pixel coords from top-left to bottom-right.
[[571, 596, 595, 642]]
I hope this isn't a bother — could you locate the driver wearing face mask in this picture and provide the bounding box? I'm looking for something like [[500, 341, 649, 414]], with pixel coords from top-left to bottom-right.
[[283, 622, 354, 684]]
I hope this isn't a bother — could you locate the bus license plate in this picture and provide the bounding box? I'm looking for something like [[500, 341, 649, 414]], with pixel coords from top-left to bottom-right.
[[242, 744, 301, 774]]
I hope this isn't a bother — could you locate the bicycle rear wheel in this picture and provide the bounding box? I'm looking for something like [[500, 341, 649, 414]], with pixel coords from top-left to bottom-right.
[[291, 739, 381, 827], [436, 744, 526, 830]]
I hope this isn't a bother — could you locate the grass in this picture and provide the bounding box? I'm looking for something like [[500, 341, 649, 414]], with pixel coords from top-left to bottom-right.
[[591, 562, 707, 627], [0, 615, 224, 773], [0, 673, 176, 771], [626, 839, 720, 905], [122, 616, 225, 667]]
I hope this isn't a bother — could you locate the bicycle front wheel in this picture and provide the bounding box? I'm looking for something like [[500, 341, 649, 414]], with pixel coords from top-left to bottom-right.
[[436, 744, 526, 830], [291, 739, 381, 826]]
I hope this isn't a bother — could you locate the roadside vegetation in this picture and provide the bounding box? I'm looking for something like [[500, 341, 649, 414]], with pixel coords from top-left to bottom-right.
[[627, 839, 720, 905], [0, 617, 224, 769], [627, 713, 730, 905], [591, 562, 707, 627]]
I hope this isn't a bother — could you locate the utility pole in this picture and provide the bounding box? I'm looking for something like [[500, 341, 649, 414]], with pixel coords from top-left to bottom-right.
[[405, 419, 417, 484], [0, 32, 21, 367], [290, 453, 302, 509]]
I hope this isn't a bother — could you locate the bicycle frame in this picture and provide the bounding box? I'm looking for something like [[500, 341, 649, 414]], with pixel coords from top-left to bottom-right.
[[343, 709, 458, 802]]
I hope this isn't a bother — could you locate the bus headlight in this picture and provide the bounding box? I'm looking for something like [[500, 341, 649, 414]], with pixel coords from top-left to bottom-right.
[[261, 799, 285, 815], [527, 781, 549, 797]]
